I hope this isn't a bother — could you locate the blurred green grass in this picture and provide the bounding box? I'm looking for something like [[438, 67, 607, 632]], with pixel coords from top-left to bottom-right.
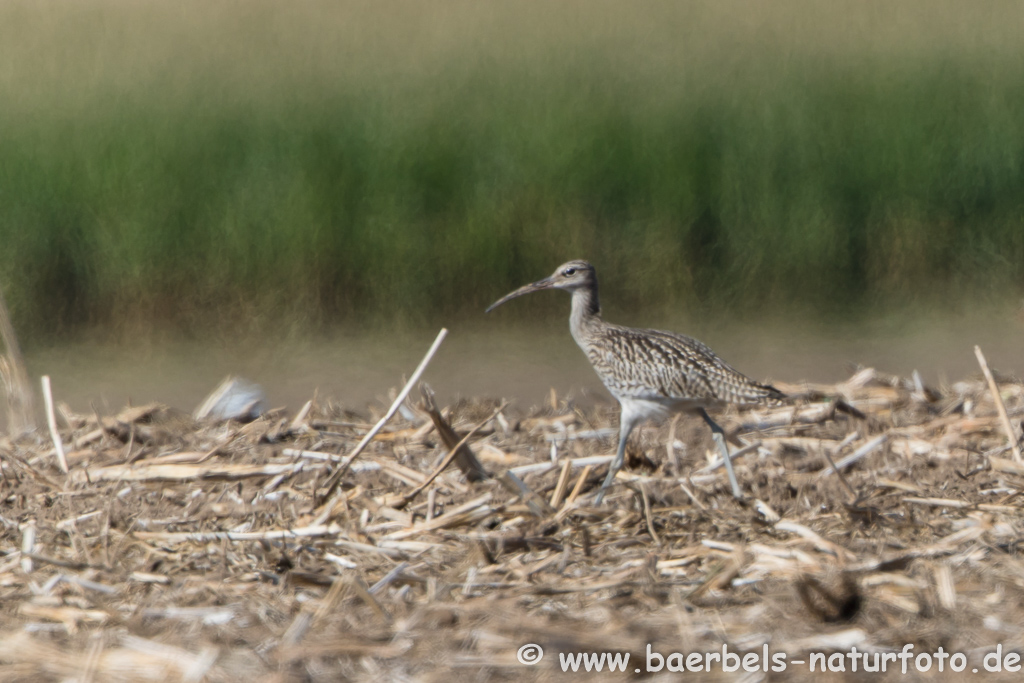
[[1, 1, 1023, 339]]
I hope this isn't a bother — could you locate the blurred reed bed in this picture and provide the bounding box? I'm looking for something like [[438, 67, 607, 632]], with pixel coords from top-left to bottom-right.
[[1, 0, 1022, 339]]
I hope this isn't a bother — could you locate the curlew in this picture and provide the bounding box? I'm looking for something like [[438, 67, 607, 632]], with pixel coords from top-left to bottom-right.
[[486, 259, 784, 504]]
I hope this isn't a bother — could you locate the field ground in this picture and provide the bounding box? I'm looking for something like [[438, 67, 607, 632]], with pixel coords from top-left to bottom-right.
[[2, 362, 1024, 681]]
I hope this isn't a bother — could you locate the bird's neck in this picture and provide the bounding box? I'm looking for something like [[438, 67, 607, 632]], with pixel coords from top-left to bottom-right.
[[569, 283, 602, 345]]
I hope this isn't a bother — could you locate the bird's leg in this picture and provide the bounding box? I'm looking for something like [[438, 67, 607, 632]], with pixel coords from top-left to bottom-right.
[[699, 408, 743, 499], [594, 407, 638, 505], [594, 432, 627, 506]]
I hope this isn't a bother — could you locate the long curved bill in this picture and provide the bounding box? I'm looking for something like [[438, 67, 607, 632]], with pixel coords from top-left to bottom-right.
[[485, 277, 555, 313]]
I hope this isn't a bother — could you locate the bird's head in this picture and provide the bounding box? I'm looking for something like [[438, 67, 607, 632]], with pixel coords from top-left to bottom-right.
[[485, 260, 595, 313]]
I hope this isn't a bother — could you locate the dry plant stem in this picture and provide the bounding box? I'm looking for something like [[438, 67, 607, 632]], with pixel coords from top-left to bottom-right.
[[313, 576, 350, 624], [346, 574, 391, 625], [41, 376, 68, 474], [290, 399, 314, 432], [991, 457, 1024, 476], [320, 328, 448, 501], [697, 441, 760, 473], [1, 449, 62, 488], [4, 365, 1024, 677], [25, 552, 105, 571], [369, 562, 408, 595], [80, 632, 104, 683], [509, 454, 612, 477], [974, 345, 1022, 463], [555, 464, 594, 521], [821, 447, 857, 502], [639, 482, 661, 546], [550, 460, 572, 508], [565, 464, 593, 506], [817, 434, 887, 478], [666, 415, 680, 474], [394, 402, 506, 509], [75, 461, 331, 484], [383, 493, 494, 540], [20, 520, 35, 573], [134, 523, 343, 545], [904, 497, 970, 509], [420, 386, 490, 481], [678, 480, 707, 511], [933, 563, 957, 610], [0, 284, 34, 434], [497, 471, 555, 517]]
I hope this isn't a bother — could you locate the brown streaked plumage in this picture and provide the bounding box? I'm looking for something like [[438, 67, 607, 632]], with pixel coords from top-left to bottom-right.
[[487, 259, 784, 504]]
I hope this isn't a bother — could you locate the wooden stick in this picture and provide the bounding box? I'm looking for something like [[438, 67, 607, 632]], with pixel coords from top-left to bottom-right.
[[319, 328, 448, 502], [41, 376, 68, 474], [975, 345, 1022, 463]]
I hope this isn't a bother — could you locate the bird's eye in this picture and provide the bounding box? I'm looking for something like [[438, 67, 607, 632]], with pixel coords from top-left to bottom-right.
[[563, 267, 577, 276]]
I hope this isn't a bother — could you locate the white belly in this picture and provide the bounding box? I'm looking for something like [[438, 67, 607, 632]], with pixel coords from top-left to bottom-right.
[[618, 397, 674, 426], [617, 395, 718, 425]]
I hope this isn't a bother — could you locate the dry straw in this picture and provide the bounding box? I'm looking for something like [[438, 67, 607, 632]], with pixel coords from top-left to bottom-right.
[[1, 355, 1023, 680]]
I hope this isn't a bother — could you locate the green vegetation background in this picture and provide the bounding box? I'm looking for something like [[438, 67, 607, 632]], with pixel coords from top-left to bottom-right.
[[2, 1, 1022, 340]]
